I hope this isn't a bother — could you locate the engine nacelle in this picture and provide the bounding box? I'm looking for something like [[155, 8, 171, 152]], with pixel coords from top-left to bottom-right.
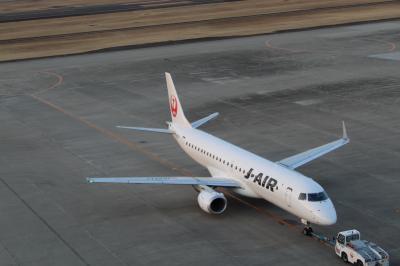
[[197, 189, 227, 214]]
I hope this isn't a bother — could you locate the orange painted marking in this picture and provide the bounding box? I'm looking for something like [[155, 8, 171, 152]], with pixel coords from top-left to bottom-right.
[[265, 40, 305, 53], [367, 39, 397, 53], [35, 71, 64, 95], [221, 188, 296, 228], [30, 94, 192, 176], [388, 41, 396, 52]]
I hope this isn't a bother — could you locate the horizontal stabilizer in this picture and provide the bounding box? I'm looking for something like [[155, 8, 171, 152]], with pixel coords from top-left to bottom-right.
[[192, 112, 219, 128], [277, 122, 349, 169], [87, 176, 240, 187], [116, 126, 173, 134]]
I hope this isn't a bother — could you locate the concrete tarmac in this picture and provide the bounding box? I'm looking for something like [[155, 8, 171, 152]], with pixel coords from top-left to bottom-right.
[[0, 20, 400, 265]]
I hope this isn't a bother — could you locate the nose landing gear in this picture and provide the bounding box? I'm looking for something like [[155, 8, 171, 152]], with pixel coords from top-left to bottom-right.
[[301, 219, 313, 236]]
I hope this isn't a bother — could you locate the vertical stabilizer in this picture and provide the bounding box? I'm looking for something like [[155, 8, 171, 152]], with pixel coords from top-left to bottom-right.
[[165, 72, 191, 127]]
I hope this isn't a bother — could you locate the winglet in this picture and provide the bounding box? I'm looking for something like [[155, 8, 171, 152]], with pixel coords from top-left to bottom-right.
[[342, 121, 348, 140]]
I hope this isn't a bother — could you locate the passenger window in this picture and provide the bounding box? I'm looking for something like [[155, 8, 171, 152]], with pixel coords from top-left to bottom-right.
[[298, 193, 306, 200]]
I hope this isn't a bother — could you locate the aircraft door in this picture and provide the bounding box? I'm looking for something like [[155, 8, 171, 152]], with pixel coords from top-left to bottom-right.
[[285, 187, 293, 207]]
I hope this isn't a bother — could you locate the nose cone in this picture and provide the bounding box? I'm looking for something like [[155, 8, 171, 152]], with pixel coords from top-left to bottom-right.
[[315, 199, 337, 225]]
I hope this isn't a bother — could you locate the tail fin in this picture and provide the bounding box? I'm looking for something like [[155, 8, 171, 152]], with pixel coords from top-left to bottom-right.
[[165, 72, 191, 127]]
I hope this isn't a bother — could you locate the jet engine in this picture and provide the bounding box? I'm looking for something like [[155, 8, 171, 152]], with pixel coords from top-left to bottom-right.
[[197, 189, 227, 214]]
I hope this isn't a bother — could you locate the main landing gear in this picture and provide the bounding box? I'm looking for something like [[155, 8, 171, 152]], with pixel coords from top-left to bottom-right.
[[301, 219, 313, 236]]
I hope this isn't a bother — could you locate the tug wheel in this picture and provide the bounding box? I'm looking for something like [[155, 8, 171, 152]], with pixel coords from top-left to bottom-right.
[[341, 252, 348, 263], [355, 260, 363, 266]]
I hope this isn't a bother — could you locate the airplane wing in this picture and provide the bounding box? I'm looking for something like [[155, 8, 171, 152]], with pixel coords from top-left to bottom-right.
[[87, 176, 241, 187], [277, 122, 349, 170]]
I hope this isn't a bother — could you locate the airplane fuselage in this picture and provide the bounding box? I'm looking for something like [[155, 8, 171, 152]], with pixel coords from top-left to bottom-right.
[[172, 123, 337, 226]]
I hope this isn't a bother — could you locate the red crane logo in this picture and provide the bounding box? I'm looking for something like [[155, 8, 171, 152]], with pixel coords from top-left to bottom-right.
[[170, 95, 178, 117]]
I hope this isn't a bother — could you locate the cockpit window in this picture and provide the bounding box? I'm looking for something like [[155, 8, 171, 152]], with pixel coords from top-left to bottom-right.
[[307, 191, 328, 202], [298, 193, 306, 200]]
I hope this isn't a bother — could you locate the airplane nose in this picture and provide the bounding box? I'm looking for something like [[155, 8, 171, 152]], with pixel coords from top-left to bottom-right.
[[316, 200, 337, 225], [318, 208, 337, 225]]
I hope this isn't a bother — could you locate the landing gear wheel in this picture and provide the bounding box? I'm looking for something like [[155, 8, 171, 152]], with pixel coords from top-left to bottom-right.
[[341, 252, 348, 263], [302, 227, 313, 236], [355, 260, 363, 266]]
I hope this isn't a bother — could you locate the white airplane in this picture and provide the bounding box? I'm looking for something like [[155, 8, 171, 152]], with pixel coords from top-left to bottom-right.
[[87, 72, 349, 234]]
